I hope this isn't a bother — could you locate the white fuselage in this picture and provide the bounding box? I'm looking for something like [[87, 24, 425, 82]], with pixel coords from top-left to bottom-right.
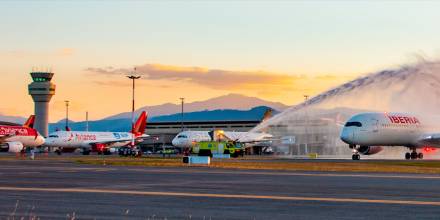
[[4, 135, 45, 148], [171, 130, 272, 148], [45, 131, 135, 149], [340, 112, 430, 147]]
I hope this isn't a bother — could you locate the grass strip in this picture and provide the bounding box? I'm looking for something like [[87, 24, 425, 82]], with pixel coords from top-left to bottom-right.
[[74, 157, 440, 174]]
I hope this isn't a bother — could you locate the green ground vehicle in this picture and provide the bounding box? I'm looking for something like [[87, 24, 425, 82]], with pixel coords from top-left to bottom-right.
[[192, 141, 244, 158]]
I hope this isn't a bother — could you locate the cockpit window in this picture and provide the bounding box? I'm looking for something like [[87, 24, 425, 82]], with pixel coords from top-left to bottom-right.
[[177, 135, 188, 138], [345, 122, 362, 127], [48, 135, 59, 138]]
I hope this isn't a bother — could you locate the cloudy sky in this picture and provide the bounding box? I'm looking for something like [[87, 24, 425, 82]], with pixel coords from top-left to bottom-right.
[[2, 1, 440, 121]]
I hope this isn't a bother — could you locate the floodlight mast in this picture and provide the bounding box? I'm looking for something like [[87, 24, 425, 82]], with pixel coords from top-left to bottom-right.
[[180, 97, 185, 132], [65, 100, 69, 130], [127, 72, 141, 147], [304, 95, 309, 155]]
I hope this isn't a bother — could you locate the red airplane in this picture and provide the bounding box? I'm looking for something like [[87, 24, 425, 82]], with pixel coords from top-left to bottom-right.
[[0, 115, 45, 153]]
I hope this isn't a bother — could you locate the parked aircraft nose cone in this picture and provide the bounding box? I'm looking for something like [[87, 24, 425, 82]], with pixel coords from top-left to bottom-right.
[[340, 129, 351, 144], [44, 138, 55, 146], [171, 138, 179, 147], [38, 136, 45, 146]]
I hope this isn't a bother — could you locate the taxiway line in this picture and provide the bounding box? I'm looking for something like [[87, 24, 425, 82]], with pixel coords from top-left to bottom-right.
[[0, 186, 439, 206]]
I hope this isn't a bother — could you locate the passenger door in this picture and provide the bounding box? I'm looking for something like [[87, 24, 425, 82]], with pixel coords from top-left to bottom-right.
[[371, 119, 379, 133]]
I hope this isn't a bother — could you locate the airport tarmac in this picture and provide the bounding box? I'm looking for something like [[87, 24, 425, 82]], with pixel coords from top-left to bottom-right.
[[0, 158, 440, 219]]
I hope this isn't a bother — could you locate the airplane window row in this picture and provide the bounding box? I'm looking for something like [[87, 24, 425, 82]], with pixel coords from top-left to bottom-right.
[[382, 124, 416, 128]]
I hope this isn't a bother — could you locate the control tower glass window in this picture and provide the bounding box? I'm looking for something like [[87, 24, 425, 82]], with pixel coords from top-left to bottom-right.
[[32, 77, 49, 82]]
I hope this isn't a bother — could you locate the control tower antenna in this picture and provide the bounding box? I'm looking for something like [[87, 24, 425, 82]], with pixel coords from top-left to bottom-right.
[[28, 70, 56, 137]]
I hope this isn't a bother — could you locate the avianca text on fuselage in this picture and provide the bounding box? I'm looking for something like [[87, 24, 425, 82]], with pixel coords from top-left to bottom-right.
[[0, 126, 36, 136], [73, 133, 97, 141]]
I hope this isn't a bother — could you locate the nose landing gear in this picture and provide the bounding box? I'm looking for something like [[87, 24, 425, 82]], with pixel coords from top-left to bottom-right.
[[352, 153, 360, 160], [350, 145, 360, 160], [405, 148, 423, 160]]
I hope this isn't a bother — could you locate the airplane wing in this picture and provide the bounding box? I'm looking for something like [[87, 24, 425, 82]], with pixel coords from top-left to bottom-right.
[[237, 138, 276, 144], [416, 133, 440, 148], [0, 135, 8, 143], [0, 133, 15, 142], [87, 134, 150, 148], [234, 133, 274, 144]]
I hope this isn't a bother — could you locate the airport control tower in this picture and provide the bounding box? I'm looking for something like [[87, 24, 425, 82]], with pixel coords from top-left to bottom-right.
[[28, 71, 56, 137]]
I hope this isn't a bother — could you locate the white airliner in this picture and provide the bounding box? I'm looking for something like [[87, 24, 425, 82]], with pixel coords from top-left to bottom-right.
[[340, 112, 440, 160], [172, 130, 272, 148], [172, 109, 274, 148], [45, 111, 148, 154], [0, 115, 45, 153]]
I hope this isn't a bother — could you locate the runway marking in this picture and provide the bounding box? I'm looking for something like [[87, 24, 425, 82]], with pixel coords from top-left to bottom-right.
[[126, 168, 440, 180], [59, 170, 78, 173], [1, 163, 440, 180], [2, 165, 440, 180], [18, 172, 41, 175], [0, 186, 440, 206]]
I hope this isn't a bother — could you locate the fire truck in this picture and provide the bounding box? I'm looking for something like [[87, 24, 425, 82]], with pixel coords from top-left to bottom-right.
[[191, 141, 244, 158]]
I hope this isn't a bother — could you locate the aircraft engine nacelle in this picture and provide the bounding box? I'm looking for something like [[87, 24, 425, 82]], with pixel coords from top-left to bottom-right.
[[3, 142, 25, 153], [358, 146, 383, 155]]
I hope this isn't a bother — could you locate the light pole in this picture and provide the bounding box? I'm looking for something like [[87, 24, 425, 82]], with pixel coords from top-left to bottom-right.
[[64, 100, 69, 130], [127, 71, 141, 147], [85, 111, 89, 132], [303, 95, 309, 155], [180, 97, 185, 132]]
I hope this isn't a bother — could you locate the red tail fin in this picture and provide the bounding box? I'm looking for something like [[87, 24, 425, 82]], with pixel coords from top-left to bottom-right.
[[23, 115, 35, 128], [131, 111, 147, 135]]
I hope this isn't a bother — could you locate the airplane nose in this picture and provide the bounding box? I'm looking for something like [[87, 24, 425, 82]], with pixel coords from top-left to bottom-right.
[[340, 129, 351, 144], [38, 136, 45, 145], [171, 138, 178, 147], [43, 138, 53, 146]]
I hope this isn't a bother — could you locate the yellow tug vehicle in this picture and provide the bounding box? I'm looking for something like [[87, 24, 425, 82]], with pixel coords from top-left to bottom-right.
[[192, 141, 244, 158]]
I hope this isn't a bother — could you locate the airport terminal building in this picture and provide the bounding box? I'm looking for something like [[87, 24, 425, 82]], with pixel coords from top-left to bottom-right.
[[141, 120, 260, 152]]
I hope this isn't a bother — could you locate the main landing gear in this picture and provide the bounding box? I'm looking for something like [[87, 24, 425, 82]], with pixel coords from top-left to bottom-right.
[[55, 148, 62, 155], [405, 148, 423, 160], [350, 144, 360, 160], [82, 149, 91, 155]]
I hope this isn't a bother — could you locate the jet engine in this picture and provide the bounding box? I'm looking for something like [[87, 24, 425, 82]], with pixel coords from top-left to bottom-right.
[[0, 142, 25, 153], [358, 146, 383, 155]]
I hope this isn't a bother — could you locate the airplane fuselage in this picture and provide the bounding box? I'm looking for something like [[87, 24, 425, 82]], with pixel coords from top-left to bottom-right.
[[45, 131, 134, 149], [171, 130, 271, 148], [0, 125, 45, 147], [340, 112, 430, 148]]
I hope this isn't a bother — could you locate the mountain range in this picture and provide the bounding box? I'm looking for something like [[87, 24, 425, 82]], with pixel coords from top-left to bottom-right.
[[0, 115, 27, 125], [104, 93, 287, 120], [49, 106, 276, 132], [0, 93, 288, 126]]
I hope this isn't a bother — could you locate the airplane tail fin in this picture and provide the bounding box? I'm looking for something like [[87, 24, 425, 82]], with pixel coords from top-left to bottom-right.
[[23, 115, 35, 128], [131, 111, 147, 135], [261, 108, 273, 122]]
